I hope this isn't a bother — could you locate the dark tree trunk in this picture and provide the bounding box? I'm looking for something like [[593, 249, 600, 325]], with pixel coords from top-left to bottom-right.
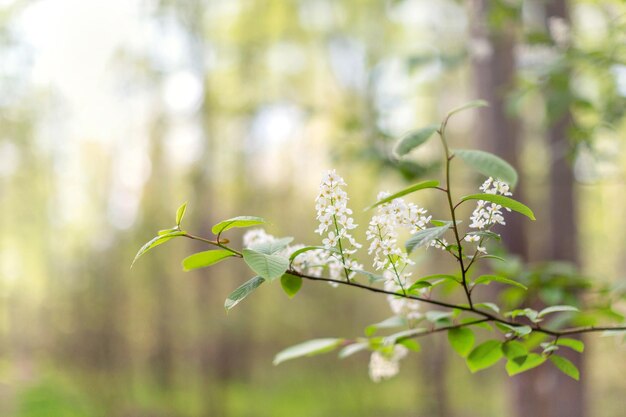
[[470, 1, 586, 416], [469, 0, 528, 258]]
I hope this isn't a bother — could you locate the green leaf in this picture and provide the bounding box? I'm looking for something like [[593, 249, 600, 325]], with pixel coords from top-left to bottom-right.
[[556, 338, 584, 353], [249, 237, 294, 255], [182, 249, 235, 271], [175, 202, 187, 227], [426, 311, 454, 323], [406, 281, 431, 292], [405, 224, 451, 255], [242, 249, 289, 281], [280, 273, 302, 298], [393, 125, 439, 157], [410, 274, 460, 291], [224, 276, 266, 310], [367, 180, 440, 210], [480, 254, 507, 263], [385, 328, 427, 343], [273, 338, 344, 365], [212, 216, 265, 235], [365, 316, 407, 337], [131, 231, 185, 268], [289, 245, 324, 261], [538, 305, 580, 318], [473, 274, 528, 290], [454, 149, 518, 187], [505, 308, 539, 323], [501, 341, 528, 360], [549, 355, 580, 380], [496, 323, 532, 337], [467, 340, 503, 372], [506, 353, 546, 376], [398, 339, 421, 352], [448, 327, 475, 357], [461, 194, 535, 220], [474, 302, 500, 314], [338, 342, 369, 359], [445, 100, 489, 120], [470, 230, 501, 241]]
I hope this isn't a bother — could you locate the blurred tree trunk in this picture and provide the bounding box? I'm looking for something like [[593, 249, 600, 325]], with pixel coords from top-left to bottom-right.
[[511, 3, 586, 417], [469, 0, 527, 258], [471, 1, 585, 417]]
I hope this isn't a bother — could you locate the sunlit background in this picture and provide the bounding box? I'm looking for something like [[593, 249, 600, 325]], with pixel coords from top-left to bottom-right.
[[1, 0, 625, 416]]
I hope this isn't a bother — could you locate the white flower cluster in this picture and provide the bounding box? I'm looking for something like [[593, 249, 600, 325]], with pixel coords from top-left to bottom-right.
[[243, 228, 276, 248], [366, 193, 427, 320], [368, 345, 408, 383], [315, 170, 362, 279], [429, 238, 449, 250], [366, 192, 430, 272], [465, 177, 512, 254], [384, 273, 421, 320]]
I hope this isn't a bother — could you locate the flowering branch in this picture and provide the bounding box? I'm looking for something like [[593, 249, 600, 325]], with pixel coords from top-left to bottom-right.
[[133, 100, 626, 382], [284, 266, 626, 337]]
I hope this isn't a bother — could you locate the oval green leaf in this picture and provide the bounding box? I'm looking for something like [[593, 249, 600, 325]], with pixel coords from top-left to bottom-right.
[[273, 338, 344, 365], [467, 340, 503, 372], [460, 194, 535, 221], [280, 273, 302, 298], [338, 342, 369, 359], [502, 341, 528, 360], [393, 125, 439, 157], [212, 216, 265, 235], [506, 353, 546, 376], [405, 224, 451, 254], [131, 231, 185, 268], [549, 355, 580, 380], [243, 249, 289, 281], [176, 202, 187, 226], [289, 245, 324, 261], [367, 180, 440, 210], [556, 338, 584, 353], [454, 149, 518, 187], [182, 249, 235, 271], [538, 305, 580, 318], [445, 100, 489, 120], [448, 327, 475, 358], [474, 274, 528, 290], [224, 276, 266, 310]]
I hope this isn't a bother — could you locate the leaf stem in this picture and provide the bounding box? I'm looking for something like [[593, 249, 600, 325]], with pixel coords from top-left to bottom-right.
[[183, 233, 243, 257]]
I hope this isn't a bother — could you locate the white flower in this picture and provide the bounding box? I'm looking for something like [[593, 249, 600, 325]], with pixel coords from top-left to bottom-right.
[[315, 170, 362, 279], [366, 192, 430, 273], [289, 244, 326, 278], [368, 345, 408, 382], [469, 177, 512, 231], [243, 228, 276, 248], [429, 238, 449, 250], [384, 275, 421, 320], [464, 234, 480, 243], [322, 231, 338, 249]]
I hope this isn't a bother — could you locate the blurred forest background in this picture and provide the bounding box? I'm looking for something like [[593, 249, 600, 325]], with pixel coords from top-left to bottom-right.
[[1, 0, 625, 416]]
